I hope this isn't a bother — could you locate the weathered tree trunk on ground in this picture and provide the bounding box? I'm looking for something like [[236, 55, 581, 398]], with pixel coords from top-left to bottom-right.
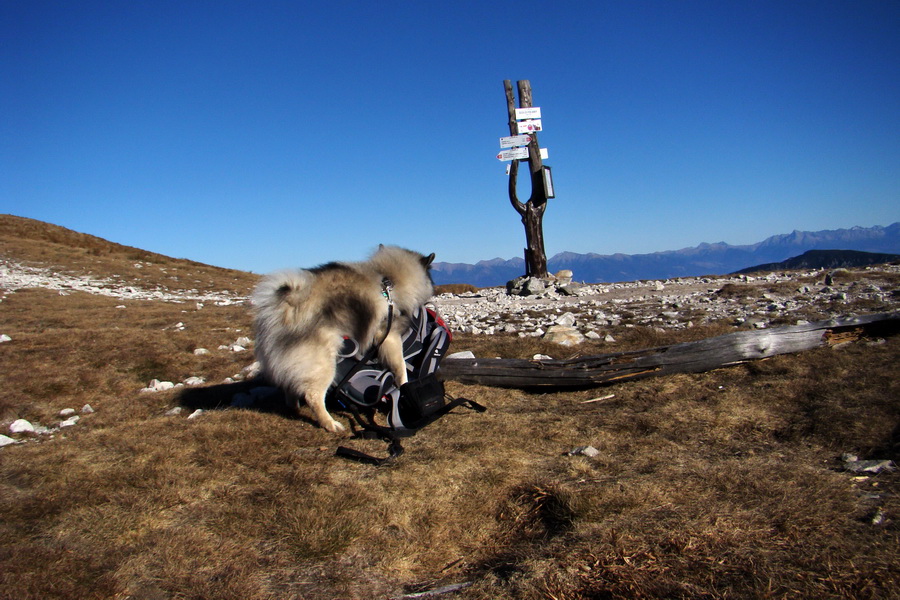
[[505, 79, 549, 278], [439, 313, 900, 388]]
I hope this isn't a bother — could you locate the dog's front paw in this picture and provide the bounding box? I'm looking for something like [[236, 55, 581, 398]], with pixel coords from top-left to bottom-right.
[[323, 419, 347, 435]]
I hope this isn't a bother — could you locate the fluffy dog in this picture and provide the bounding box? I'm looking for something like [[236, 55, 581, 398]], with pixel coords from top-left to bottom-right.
[[252, 245, 436, 433]]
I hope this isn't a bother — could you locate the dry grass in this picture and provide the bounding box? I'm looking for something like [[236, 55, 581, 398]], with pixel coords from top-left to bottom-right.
[[435, 284, 480, 295], [1, 216, 899, 599]]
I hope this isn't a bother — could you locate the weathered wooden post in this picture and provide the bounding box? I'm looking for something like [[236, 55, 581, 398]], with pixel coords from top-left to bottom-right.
[[502, 79, 552, 279]]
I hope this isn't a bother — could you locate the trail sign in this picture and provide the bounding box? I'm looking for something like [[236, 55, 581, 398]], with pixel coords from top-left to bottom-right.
[[515, 106, 541, 120], [516, 119, 542, 134], [499, 134, 532, 148], [496, 147, 529, 161]]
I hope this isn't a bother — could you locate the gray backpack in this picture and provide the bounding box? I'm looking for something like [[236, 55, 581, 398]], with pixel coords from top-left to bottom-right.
[[331, 305, 484, 464]]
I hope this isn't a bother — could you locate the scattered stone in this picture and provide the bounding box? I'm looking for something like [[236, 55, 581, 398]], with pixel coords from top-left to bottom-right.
[[147, 379, 175, 392], [447, 350, 476, 359], [235, 336, 252, 347], [555, 312, 577, 327], [187, 409, 204, 420], [59, 408, 77, 417], [193, 348, 211, 356], [9, 419, 34, 434], [165, 406, 183, 416], [81, 404, 94, 414], [220, 343, 246, 352], [506, 276, 547, 297], [242, 361, 262, 378], [543, 325, 585, 346], [59, 415, 80, 428], [533, 354, 553, 361], [0, 434, 17, 447], [604, 334, 616, 343], [183, 376, 206, 386], [584, 331, 601, 340], [567, 445, 600, 458], [0, 334, 11, 343], [0, 259, 248, 304]]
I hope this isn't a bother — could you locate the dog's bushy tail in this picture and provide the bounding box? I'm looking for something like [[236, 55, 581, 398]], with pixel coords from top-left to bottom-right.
[[252, 270, 317, 332]]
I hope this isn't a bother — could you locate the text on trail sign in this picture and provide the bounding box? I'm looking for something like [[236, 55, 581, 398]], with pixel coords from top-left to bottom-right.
[[496, 147, 550, 161], [499, 134, 532, 148], [514, 107, 541, 120], [496, 147, 529, 161]]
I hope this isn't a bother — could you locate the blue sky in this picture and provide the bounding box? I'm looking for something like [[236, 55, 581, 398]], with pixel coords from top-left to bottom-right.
[[2, 1, 898, 272]]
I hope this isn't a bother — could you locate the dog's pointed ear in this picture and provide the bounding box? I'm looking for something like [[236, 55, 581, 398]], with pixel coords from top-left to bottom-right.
[[422, 253, 435, 267]]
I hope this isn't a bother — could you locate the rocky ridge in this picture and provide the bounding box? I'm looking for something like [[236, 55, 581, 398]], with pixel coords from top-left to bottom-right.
[[432, 266, 900, 343], [0, 259, 247, 305]]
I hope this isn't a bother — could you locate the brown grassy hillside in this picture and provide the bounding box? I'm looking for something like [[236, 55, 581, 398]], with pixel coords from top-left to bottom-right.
[[1, 217, 898, 599], [0, 214, 257, 295]]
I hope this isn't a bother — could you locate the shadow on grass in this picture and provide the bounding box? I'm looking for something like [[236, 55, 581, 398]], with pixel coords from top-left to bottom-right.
[[176, 379, 381, 436], [175, 379, 322, 425]]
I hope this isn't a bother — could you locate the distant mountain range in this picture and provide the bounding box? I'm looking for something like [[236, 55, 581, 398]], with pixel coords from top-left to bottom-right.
[[432, 223, 900, 286], [735, 249, 900, 274]]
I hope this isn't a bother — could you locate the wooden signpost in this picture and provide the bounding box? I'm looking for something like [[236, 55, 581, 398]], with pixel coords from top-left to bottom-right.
[[501, 79, 553, 279]]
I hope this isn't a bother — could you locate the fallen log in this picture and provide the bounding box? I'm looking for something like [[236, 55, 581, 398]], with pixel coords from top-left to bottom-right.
[[439, 312, 900, 389]]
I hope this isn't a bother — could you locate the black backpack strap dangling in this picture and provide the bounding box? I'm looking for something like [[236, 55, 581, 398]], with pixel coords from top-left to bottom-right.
[[334, 440, 403, 466], [334, 395, 406, 466]]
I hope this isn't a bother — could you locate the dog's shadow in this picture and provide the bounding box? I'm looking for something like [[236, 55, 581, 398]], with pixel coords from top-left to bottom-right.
[[176, 379, 320, 428]]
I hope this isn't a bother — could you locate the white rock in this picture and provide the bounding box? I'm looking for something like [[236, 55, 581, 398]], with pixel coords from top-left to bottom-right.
[[568, 445, 600, 458], [544, 325, 585, 346], [447, 351, 476, 359], [0, 434, 17, 447], [193, 348, 211, 356], [585, 331, 601, 340], [555, 312, 577, 327], [147, 379, 175, 391], [533, 354, 553, 361], [235, 336, 252, 347], [165, 406, 183, 416], [81, 404, 95, 414], [183, 376, 206, 386], [59, 408, 77, 417], [242, 361, 261, 378], [59, 415, 80, 427], [187, 409, 204, 420], [604, 334, 616, 343], [9, 419, 34, 434], [0, 334, 11, 343]]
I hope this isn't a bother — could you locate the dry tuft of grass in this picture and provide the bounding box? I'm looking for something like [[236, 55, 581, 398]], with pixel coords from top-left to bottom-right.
[[2, 219, 899, 599], [435, 283, 480, 295]]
